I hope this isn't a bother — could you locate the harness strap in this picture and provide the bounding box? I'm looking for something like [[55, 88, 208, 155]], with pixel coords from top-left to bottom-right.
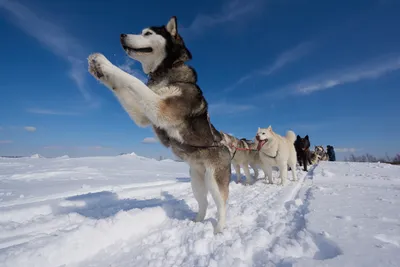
[[229, 143, 278, 160], [260, 149, 278, 159], [229, 144, 248, 160], [231, 149, 238, 160]]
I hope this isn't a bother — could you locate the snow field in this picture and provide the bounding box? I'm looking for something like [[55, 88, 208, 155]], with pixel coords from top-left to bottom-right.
[[0, 156, 399, 266]]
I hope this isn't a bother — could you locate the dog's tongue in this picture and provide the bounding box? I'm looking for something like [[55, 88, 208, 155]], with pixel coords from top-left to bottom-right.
[[257, 140, 266, 150]]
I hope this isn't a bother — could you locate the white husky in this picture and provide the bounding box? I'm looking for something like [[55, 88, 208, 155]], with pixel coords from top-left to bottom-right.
[[255, 126, 297, 185]]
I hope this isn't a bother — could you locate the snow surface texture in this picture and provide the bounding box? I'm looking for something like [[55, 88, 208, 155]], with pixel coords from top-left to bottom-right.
[[0, 155, 399, 266]]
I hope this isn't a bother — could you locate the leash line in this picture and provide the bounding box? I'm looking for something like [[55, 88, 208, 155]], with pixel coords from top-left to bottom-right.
[[229, 144, 278, 160]]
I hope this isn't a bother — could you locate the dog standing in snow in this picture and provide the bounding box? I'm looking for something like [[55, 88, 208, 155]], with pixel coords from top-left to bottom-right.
[[294, 135, 313, 172], [255, 126, 298, 185], [87, 17, 231, 233], [220, 132, 269, 184]]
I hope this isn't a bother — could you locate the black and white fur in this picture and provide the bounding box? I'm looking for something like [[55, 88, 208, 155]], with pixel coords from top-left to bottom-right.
[[88, 17, 231, 233]]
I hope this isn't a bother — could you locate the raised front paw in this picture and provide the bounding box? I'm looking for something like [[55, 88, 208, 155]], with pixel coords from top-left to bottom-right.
[[88, 53, 112, 80]]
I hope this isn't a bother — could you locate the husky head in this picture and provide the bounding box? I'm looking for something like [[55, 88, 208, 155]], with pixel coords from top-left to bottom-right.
[[120, 16, 192, 74], [315, 145, 324, 153], [255, 126, 273, 150], [296, 135, 310, 151]]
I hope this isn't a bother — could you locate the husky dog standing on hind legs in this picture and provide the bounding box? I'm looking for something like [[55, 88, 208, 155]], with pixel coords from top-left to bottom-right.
[[88, 16, 231, 233]]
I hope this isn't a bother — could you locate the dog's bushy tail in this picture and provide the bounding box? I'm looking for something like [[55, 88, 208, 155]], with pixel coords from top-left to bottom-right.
[[286, 130, 296, 143]]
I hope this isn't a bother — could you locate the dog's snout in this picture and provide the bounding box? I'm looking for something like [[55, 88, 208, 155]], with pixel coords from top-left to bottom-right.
[[120, 34, 127, 39]]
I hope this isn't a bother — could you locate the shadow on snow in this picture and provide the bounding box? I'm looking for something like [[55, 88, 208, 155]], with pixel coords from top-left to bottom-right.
[[56, 190, 196, 221]]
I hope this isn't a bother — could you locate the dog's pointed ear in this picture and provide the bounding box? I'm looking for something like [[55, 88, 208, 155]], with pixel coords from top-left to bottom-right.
[[166, 16, 178, 37], [267, 125, 272, 131], [305, 135, 309, 139]]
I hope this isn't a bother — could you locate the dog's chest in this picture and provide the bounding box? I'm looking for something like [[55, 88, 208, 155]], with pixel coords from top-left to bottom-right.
[[148, 80, 181, 98], [148, 81, 185, 143]]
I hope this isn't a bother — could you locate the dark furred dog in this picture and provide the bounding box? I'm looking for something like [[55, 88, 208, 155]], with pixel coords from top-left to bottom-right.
[[327, 145, 336, 161], [294, 135, 312, 171]]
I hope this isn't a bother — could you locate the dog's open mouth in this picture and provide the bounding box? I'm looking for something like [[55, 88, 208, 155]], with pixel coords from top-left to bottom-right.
[[123, 45, 153, 53], [257, 139, 267, 150]]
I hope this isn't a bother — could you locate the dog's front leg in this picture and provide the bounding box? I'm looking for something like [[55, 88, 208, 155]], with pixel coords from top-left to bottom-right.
[[88, 53, 151, 127], [88, 53, 172, 128]]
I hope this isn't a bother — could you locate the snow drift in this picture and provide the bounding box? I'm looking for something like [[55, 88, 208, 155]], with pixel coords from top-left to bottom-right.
[[0, 155, 399, 267]]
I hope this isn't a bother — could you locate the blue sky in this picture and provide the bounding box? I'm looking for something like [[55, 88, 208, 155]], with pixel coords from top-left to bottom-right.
[[0, 0, 399, 160]]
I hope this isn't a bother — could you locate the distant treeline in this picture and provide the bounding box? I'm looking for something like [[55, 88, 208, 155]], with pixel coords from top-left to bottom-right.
[[344, 153, 400, 165]]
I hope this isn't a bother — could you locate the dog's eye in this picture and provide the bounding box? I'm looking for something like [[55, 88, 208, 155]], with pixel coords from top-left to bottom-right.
[[262, 132, 265, 135], [143, 31, 152, 36]]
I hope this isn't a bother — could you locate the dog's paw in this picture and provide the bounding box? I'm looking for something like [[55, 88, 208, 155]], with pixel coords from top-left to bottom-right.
[[88, 53, 112, 80], [214, 224, 224, 234], [263, 180, 273, 185], [194, 213, 205, 223]]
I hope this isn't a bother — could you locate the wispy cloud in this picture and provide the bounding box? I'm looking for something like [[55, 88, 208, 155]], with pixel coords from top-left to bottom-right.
[[0, 1, 97, 105], [260, 42, 314, 76], [295, 55, 400, 95], [24, 126, 37, 132], [117, 57, 148, 83], [262, 54, 400, 99], [1, 126, 39, 132], [0, 140, 13, 144], [27, 108, 79, 116], [208, 101, 256, 115], [142, 137, 159, 144], [181, 0, 263, 37], [225, 41, 314, 92]]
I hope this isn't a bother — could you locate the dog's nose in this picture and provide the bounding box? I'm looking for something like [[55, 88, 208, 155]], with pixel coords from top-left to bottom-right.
[[120, 34, 127, 39]]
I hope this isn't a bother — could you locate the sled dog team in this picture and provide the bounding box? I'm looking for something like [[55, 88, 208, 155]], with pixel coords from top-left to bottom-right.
[[88, 16, 333, 233], [221, 128, 298, 186], [222, 131, 334, 185]]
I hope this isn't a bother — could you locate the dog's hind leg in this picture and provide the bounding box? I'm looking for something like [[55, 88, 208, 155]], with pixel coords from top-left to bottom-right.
[[279, 161, 288, 186], [190, 165, 208, 222], [242, 164, 252, 185], [249, 163, 259, 179], [307, 152, 313, 165], [264, 163, 274, 184], [288, 159, 297, 181], [205, 164, 230, 233], [233, 164, 241, 184], [302, 155, 308, 172], [258, 163, 268, 180]]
